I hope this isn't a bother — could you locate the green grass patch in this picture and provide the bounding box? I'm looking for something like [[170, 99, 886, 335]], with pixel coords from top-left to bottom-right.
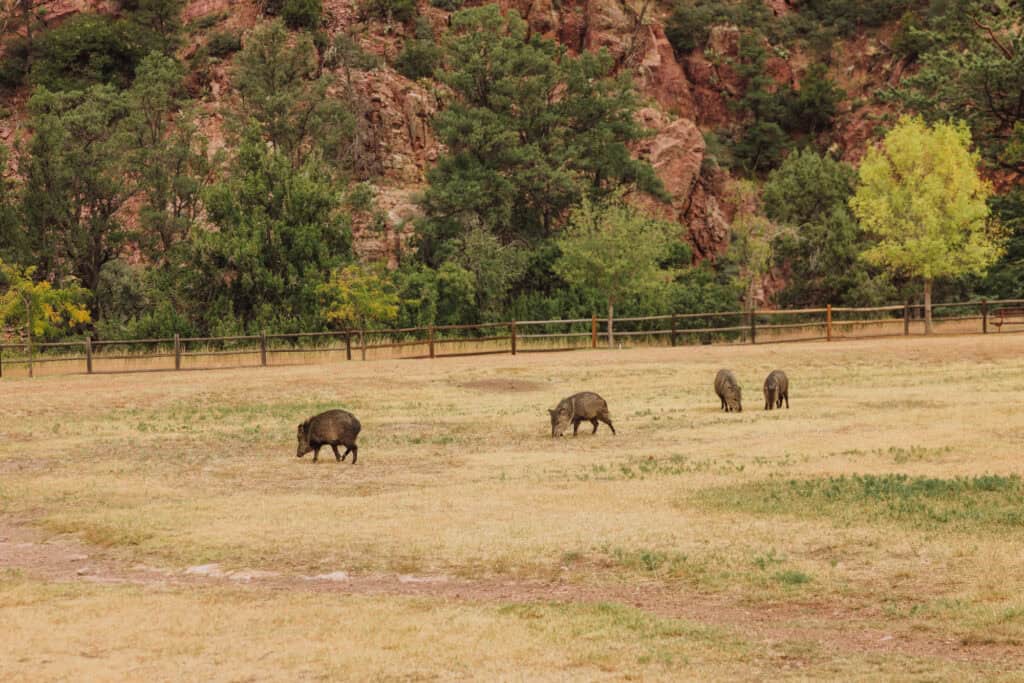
[[699, 474, 1024, 532]]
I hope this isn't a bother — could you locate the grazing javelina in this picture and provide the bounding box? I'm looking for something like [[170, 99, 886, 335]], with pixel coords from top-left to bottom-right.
[[296, 409, 361, 463], [549, 392, 616, 437], [763, 369, 789, 410], [714, 369, 742, 412]]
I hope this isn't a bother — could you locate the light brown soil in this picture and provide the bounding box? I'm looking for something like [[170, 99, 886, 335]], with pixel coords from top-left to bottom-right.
[[2, 516, 1019, 669]]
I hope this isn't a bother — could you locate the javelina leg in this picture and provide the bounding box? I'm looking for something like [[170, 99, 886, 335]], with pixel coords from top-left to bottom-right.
[[312, 445, 321, 463], [782, 392, 789, 409], [600, 415, 616, 435], [590, 418, 599, 434], [339, 446, 351, 462], [350, 445, 358, 464], [764, 395, 770, 411], [720, 396, 726, 411], [572, 418, 582, 436], [331, 444, 343, 462]]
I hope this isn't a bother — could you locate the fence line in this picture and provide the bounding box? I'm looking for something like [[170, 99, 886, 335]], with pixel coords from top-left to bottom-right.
[[1, 298, 1022, 379]]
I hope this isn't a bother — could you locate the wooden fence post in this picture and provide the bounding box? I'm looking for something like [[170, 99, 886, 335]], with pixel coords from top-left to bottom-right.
[[0, 345, 4, 378], [982, 299, 988, 334], [591, 315, 597, 349], [903, 304, 910, 336], [174, 333, 181, 370], [826, 304, 832, 342], [85, 337, 93, 374], [510, 321, 517, 355], [428, 325, 435, 359], [670, 314, 678, 347], [749, 310, 757, 345], [27, 337, 33, 378], [360, 330, 366, 361], [345, 331, 352, 360], [259, 330, 267, 367]]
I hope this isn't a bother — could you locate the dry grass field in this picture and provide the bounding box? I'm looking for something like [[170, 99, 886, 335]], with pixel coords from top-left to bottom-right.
[[2, 334, 1024, 680]]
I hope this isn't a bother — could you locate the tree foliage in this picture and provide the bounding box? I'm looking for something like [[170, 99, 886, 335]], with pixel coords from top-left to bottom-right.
[[0, 260, 91, 340], [850, 117, 1003, 331], [20, 85, 134, 295], [318, 263, 399, 329], [183, 129, 353, 333], [554, 197, 675, 346], [233, 20, 355, 168], [417, 5, 663, 263]]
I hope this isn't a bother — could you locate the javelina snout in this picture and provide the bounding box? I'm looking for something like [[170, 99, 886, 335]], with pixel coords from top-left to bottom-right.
[[714, 369, 742, 412], [296, 409, 362, 463], [549, 392, 616, 437], [763, 369, 789, 410]]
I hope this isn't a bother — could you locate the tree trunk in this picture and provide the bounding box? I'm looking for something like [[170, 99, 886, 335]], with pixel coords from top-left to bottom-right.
[[23, 293, 33, 378], [607, 298, 614, 349], [923, 278, 933, 335]]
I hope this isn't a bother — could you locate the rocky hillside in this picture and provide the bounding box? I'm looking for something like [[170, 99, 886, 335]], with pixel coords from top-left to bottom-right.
[[0, 0, 912, 267]]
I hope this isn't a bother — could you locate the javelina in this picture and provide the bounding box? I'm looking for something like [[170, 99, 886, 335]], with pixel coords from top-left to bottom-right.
[[714, 369, 742, 412], [763, 369, 789, 410], [296, 409, 361, 463], [549, 392, 616, 437]]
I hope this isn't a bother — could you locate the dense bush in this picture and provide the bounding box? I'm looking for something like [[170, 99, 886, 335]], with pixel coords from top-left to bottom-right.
[[205, 30, 242, 58], [281, 0, 322, 29], [360, 0, 417, 24], [429, 0, 464, 10], [29, 14, 148, 91], [395, 40, 441, 80]]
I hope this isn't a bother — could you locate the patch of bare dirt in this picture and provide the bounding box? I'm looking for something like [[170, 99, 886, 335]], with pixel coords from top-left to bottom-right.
[[1, 517, 1020, 669], [458, 378, 547, 393]]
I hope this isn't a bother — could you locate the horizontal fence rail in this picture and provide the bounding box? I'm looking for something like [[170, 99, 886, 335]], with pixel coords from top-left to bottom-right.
[[0, 298, 1019, 378]]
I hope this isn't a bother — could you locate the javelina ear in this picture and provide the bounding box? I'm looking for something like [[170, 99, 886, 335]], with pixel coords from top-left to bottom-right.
[[548, 409, 556, 416]]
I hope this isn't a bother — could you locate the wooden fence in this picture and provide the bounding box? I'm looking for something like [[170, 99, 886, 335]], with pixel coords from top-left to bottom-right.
[[2, 298, 1023, 378]]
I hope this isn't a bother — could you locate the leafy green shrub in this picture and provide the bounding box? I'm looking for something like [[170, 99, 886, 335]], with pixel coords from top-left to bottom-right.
[[360, 0, 416, 24], [281, 0, 322, 29], [395, 39, 441, 80], [429, 0, 463, 10], [0, 37, 31, 89], [206, 30, 242, 58], [30, 14, 147, 91], [733, 120, 789, 174], [665, 1, 730, 54], [782, 63, 843, 134], [187, 12, 226, 32]]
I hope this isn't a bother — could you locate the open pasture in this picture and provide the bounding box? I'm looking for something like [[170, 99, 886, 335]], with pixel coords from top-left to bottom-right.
[[2, 335, 1024, 680]]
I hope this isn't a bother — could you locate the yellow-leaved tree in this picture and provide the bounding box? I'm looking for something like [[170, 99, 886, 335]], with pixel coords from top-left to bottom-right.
[[317, 264, 400, 331], [0, 260, 91, 375], [850, 117, 1004, 333]]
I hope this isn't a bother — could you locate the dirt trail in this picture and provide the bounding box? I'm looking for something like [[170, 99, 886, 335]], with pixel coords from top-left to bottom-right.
[[1, 517, 1019, 669]]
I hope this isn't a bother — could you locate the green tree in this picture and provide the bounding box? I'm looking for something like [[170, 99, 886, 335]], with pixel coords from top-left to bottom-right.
[[233, 20, 355, 168], [20, 85, 135, 297], [418, 5, 662, 262], [850, 117, 1003, 333], [0, 261, 90, 375], [125, 53, 218, 260], [554, 197, 676, 348], [28, 14, 146, 91], [318, 264, 399, 329], [184, 129, 353, 333], [764, 149, 893, 306], [449, 226, 528, 322], [724, 181, 776, 313], [891, 2, 1023, 174]]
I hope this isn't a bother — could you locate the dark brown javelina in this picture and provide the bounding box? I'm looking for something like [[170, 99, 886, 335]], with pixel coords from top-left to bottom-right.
[[549, 392, 616, 437], [714, 369, 742, 412], [763, 369, 789, 410], [296, 409, 362, 463]]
